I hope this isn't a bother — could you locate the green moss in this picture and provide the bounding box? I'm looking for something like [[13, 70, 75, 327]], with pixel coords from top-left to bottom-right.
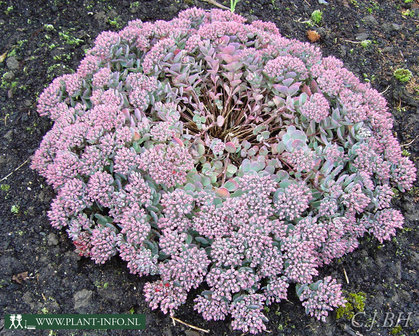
[[47, 63, 72, 77], [407, 186, 419, 198], [94, 280, 109, 289], [130, 1, 140, 9], [360, 39, 372, 48], [11, 204, 20, 214], [53, 53, 72, 61], [311, 10, 323, 25], [391, 325, 403, 335], [402, 150, 411, 157], [1, 72, 16, 89], [336, 292, 366, 320], [107, 17, 122, 29], [85, 2, 94, 10], [0, 184, 10, 192], [4, 5, 13, 15], [401, 9, 415, 17], [367, 0, 379, 12], [363, 73, 376, 83], [394, 68, 413, 83], [43, 24, 55, 31], [0, 279, 8, 288], [58, 31, 83, 46], [7, 48, 17, 57], [17, 39, 28, 48], [349, 0, 359, 7]]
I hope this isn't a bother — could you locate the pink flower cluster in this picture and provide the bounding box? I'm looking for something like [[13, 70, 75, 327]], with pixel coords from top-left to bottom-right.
[[283, 148, 319, 172], [31, 7, 416, 334], [299, 276, 346, 322], [264, 55, 309, 81], [139, 144, 194, 188], [274, 182, 312, 220], [159, 246, 210, 291], [90, 226, 118, 264], [230, 294, 268, 334], [144, 280, 188, 315], [367, 209, 404, 243], [300, 93, 330, 122]]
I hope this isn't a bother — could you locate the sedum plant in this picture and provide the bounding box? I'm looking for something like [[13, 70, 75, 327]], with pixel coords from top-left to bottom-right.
[[32, 8, 416, 334]]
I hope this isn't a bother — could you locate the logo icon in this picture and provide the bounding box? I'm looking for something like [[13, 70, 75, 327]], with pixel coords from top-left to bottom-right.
[[8, 314, 24, 329]]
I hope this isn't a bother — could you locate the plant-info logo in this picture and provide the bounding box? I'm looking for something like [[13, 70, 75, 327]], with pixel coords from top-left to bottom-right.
[[4, 314, 146, 330]]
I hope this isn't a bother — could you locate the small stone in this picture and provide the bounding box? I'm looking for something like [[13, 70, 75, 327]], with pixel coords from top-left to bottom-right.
[[410, 251, 419, 268], [4, 130, 13, 141], [340, 45, 347, 57], [168, 4, 178, 15], [382, 23, 401, 33], [394, 259, 402, 280], [22, 292, 38, 310], [248, 15, 259, 23], [0, 256, 21, 276], [162, 327, 172, 336], [26, 206, 35, 216], [399, 289, 411, 302], [391, 23, 402, 31], [47, 233, 59, 246], [355, 32, 369, 41], [65, 250, 82, 262], [3, 71, 15, 81], [185, 331, 201, 336], [74, 289, 93, 310], [46, 299, 60, 312], [24, 99, 32, 107], [374, 291, 385, 306], [391, 291, 399, 304], [94, 11, 107, 25], [363, 15, 378, 26], [6, 56, 19, 70], [37, 191, 50, 203], [403, 200, 419, 221], [382, 46, 394, 53]]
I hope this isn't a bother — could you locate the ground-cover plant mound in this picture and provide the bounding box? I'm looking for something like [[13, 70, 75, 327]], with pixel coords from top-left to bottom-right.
[[31, 7, 416, 334]]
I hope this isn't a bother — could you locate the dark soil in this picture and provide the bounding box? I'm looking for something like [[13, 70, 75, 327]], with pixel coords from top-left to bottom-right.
[[0, 1, 418, 335]]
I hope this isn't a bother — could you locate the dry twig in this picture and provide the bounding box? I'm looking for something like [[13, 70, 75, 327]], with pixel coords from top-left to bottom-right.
[[380, 85, 390, 95], [401, 135, 419, 148], [343, 267, 349, 284], [170, 315, 210, 334], [0, 158, 30, 183], [203, 0, 230, 10]]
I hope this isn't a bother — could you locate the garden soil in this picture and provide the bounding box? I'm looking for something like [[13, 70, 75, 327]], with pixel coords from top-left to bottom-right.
[[0, 1, 418, 335]]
